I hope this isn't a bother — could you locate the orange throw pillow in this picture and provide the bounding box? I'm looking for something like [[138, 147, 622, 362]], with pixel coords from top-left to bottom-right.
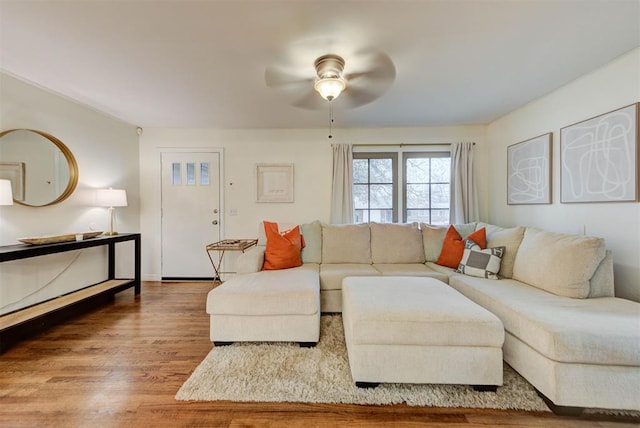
[[435, 226, 486, 269], [263, 221, 304, 270]]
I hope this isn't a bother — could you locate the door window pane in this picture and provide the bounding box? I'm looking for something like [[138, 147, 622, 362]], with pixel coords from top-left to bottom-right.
[[200, 162, 210, 185], [172, 163, 181, 185], [186, 162, 196, 185]]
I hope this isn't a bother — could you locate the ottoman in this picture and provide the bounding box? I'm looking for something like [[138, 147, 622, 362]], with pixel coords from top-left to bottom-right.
[[206, 268, 320, 346], [342, 276, 504, 389]]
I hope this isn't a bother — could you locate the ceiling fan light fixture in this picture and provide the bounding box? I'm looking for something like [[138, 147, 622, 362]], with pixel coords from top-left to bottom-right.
[[314, 76, 346, 101]]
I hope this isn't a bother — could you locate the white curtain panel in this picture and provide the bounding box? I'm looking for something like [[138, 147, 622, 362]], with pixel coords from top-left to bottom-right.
[[330, 143, 354, 224], [450, 142, 479, 224]]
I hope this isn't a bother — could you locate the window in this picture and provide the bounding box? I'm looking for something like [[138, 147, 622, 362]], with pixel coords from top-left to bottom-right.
[[353, 153, 398, 223], [352, 150, 450, 224], [404, 152, 450, 225]]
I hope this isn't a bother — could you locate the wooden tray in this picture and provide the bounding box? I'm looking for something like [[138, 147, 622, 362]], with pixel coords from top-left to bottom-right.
[[18, 231, 103, 245]]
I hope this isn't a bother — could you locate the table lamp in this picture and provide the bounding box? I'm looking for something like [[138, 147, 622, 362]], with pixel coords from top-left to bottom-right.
[[96, 188, 127, 235], [0, 179, 14, 205]]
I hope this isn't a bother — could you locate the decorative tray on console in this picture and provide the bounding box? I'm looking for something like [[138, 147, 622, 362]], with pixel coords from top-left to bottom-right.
[[18, 231, 103, 245]]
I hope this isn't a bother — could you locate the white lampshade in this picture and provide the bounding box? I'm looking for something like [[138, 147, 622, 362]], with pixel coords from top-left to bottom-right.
[[96, 188, 128, 207], [0, 179, 14, 206], [314, 77, 346, 101]]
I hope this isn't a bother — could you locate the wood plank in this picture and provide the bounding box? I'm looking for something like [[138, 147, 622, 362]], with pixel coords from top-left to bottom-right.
[[0, 279, 131, 329], [0, 282, 635, 427]]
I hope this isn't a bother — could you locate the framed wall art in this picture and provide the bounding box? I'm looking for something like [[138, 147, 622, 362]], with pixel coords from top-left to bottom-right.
[[0, 162, 25, 201], [560, 103, 639, 203], [507, 133, 552, 205], [256, 163, 294, 203]]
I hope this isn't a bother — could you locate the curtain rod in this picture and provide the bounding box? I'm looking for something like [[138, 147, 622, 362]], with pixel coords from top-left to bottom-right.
[[352, 142, 475, 147]]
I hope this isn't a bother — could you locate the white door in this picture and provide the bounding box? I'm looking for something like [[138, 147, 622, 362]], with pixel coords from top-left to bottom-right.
[[161, 151, 221, 279]]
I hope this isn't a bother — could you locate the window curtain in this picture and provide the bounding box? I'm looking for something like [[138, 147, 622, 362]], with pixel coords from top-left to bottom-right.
[[450, 142, 479, 224], [330, 143, 353, 224]]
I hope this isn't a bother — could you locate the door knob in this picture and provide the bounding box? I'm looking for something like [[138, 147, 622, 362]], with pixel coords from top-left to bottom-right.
[[213, 209, 218, 214], [212, 220, 218, 225]]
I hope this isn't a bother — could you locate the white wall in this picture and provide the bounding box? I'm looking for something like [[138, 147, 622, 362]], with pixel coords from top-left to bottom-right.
[[486, 47, 640, 302], [139, 126, 487, 280], [0, 73, 140, 314]]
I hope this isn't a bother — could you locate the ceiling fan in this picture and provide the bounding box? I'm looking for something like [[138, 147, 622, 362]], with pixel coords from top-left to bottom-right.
[[265, 48, 396, 110]]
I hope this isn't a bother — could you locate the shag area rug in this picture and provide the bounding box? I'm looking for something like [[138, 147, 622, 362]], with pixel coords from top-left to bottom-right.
[[176, 315, 549, 411]]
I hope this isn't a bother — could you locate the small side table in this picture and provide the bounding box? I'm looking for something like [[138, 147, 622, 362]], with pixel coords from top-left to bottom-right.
[[206, 239, 258, 280]]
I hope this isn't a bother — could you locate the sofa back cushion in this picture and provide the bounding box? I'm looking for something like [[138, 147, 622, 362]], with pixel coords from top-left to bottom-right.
[[588, 250, 615, 298], [421, 222, 476, 262], [370, 222, 425, 264], [512, 228, 606, 298], [300, 221, 322, 264], [476, 222, 525, 279], [322, 223, 371, 264]]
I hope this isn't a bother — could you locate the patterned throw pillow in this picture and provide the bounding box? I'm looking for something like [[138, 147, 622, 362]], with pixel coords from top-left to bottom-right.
[[456, 239, 505, 279]]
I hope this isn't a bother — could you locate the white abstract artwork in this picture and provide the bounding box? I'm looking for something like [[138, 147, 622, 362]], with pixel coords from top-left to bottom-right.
[[256, 163, 294, 203], [507, 133, 552, 205], [560, 103, 638, 203]]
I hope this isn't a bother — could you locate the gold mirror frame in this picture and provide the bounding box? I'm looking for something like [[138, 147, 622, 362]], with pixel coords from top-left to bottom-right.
[[0, 129, 79, 207]]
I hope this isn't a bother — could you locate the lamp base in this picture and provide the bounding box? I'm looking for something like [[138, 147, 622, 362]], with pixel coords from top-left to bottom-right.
[[104, 231, 119, 236]]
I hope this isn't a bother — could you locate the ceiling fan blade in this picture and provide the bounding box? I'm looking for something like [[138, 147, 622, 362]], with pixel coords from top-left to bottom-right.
[[291, 89, 325, 110], [265, 64, 313, 88], [339, 88, 385, 108], [345, 51, 396, 83]]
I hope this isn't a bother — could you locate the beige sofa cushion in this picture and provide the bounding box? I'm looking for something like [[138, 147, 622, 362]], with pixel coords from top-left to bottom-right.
[[319, 263, 379, 290], [450, 275, 640, 366], [512, 228, 606, 298], [372, 263, 450, 283], [322, 223, 371, 264], [421, 222, 476, 262], [588, 250, 615, 298], [370, 222, 425, 263], [476, 222, 525, 279]]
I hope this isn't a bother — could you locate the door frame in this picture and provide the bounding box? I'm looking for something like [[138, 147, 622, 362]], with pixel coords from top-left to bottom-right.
[[159, 147, 225, 279]]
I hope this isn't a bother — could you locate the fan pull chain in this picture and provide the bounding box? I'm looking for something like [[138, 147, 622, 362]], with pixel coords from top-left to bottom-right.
[[328, 102, 334, 139]]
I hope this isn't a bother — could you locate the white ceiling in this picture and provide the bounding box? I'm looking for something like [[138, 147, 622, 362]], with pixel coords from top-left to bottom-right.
[[1, 1, 639, 130]]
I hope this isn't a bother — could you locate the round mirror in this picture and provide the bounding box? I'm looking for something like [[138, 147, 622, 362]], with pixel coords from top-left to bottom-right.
[[0, 129, 79, 207]]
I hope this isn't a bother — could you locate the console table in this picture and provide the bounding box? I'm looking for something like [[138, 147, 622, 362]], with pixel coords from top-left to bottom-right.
[[0, 233, 141, 353]]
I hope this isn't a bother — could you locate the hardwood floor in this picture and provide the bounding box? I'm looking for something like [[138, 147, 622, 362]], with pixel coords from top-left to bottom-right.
[[0, 282, 636, 427]]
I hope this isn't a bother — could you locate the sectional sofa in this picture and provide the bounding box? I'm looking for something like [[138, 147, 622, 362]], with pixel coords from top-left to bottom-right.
[[210, 220, 640, 414]]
